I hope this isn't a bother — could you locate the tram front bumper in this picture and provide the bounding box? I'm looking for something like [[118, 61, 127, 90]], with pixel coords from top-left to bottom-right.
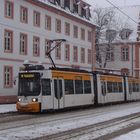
[[16, 102, 41, 113]]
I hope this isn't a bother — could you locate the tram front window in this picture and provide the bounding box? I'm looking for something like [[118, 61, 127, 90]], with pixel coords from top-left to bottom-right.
[[18, 78, 41, 96]]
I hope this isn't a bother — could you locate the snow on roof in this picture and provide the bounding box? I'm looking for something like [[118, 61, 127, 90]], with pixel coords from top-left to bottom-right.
[[97, 5, 140, 43], [35, 0, 98, 27], [115, 5, 140, 42], [91, 5, 140, 44]]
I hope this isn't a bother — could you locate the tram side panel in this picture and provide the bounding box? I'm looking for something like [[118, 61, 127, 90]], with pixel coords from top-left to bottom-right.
[[96, 74, 106, 104], [41, 70, 54, 111], [125, 77, 131, 101], [51, 70, 95, 108], [63, 73, 94, 108], [97, 74, 125, 104], [126, 77, 140, 101]]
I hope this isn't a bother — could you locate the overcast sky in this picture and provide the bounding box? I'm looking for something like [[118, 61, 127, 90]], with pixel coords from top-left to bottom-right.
[[85, 0, 140, 8]]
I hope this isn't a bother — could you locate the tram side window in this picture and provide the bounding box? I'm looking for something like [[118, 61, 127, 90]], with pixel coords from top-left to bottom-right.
[[113, 82, 118, 93], [75, 80, 83, 94], [107, 82, 123, 93], [107, 82, 113, 93], [101, 81, 106, 95], [132, 83, 139, 92], [135, 83, 139, 92], [118, 82, 123, 92], [84, 80, 91, 94], [133, 83, 136, 92], [129, 83, 132, 93], [64, 80, 74, 95], [42, 79, 51, 96], [54, 79, 63, 99]]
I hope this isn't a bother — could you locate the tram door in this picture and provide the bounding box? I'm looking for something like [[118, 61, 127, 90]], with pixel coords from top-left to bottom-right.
[[53, 79, 64, 109]]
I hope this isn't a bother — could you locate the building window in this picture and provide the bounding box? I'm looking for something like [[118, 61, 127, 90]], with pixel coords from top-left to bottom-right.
[[88, 49, 92, 64], [4, 29, 13, 53], [119, 29, 132, 40], [137, 32, 140, 41], [20, 33, 27, 55], [75, 80, 83, 94], [81, 28, 85, 40], [64, 0, 70, 9], [33, 36, 40, 57], [65, 22, 70, 36], [81, 48, 85, 63], [55, 0, 60, 5], [20, 6, 28, 23], [4, 66, 13, 88], [55, 42, 61, 59], [55, 19, 61, 33], [73, 46, 78, 62], [81, 7, 86, 18], [45, 39, 51, 57], [121, 46, 129, 61], [45, 15, 51, 30], [107, 51, 114, 61], [5, 0, 14, 19], [49, 0, 55, 4], [65, 44, 70, 61], [33, 11, 40, 27], [73, 3, 78, 13], [88, 31, 92, 42], [73, 25, 78, 38]]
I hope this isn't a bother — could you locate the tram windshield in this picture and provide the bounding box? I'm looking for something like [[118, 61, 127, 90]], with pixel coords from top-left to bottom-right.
[[18, 73, 41, 96]]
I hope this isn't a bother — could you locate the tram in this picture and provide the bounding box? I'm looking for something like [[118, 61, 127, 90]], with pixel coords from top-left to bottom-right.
[[16, 63, 140, 112]]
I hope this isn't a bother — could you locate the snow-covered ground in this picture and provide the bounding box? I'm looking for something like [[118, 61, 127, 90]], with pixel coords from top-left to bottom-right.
[[114, 129, 140, 140], [0, 103, 140, 139], [0, 104, 16, 113]]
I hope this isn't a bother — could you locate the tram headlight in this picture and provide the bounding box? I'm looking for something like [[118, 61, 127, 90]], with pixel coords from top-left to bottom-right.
[[18, 98, 22, 102], [32, 98, 38, 102]]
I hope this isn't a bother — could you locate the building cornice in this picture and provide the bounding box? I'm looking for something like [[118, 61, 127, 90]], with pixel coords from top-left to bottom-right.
[[99, 41, 140, 46], [25, 0, 97, 28]]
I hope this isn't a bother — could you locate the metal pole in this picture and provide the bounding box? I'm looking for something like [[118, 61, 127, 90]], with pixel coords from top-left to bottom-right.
[[92, 28, 96, 71], [132, 43, 134, 77]]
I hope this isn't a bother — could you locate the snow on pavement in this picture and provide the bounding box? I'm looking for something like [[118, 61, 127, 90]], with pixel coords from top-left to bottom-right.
[[114, 129, 140, 140], [0, 104, 16, 113], [0, 103, 140, 139]]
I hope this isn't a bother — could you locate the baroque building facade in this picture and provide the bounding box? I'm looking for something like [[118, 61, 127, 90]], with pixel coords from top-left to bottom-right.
[[0, 0, 96, 103], [95, 5, 140, 78]]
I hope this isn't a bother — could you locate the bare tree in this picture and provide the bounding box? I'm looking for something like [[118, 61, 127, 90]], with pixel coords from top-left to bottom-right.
[[92, 7, 132, 69]]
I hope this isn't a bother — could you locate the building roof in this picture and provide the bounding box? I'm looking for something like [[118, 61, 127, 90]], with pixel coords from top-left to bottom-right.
[[115, 5, 140, 43], [93, 5, 140, 44], [29, 0, 98, 27]]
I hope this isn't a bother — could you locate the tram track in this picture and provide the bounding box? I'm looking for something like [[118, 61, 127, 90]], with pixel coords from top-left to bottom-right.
[[33, 112, 140, 140], [0, 107, 113, 132], [0, 102, 140, 140], [0, 102, 140, 132], [0, 102, 139, 123]]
